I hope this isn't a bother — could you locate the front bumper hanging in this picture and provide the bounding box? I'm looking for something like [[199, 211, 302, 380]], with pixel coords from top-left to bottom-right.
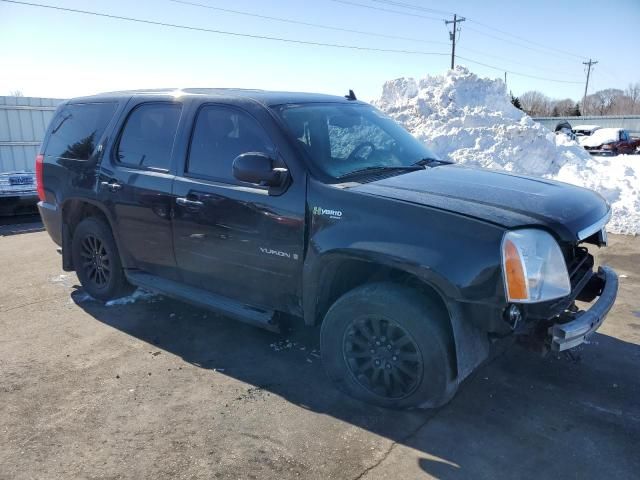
[[548, 266, 618, 352]]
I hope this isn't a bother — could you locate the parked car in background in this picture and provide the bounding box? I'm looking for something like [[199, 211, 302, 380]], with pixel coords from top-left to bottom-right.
[[0, 96, 63, 215], [0, 171, 38, 215], [572, 124, 601, 145], [582, 128, 640, 155], [554, 121, 576, 141]]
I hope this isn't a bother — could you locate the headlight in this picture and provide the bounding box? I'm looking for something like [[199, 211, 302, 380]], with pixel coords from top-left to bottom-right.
[[502, 229, 571, 303]]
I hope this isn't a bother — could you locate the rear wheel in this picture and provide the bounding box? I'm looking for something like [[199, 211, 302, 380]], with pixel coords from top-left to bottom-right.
[[71, 217, 132, 301], [320, 282, 456, 409]]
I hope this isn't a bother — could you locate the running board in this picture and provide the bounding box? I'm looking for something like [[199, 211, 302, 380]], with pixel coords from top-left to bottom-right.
[[125, 271, 280, 333]]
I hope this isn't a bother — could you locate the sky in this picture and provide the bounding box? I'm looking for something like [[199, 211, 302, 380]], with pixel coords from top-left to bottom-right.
[[2, 0, 639, 102]]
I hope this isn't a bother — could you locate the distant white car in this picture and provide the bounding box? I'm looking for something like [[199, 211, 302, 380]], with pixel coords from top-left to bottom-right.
[[572, 125, 601, 145]]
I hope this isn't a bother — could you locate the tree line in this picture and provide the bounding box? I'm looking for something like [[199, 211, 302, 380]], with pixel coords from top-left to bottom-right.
[[511, 83, 640, 117]]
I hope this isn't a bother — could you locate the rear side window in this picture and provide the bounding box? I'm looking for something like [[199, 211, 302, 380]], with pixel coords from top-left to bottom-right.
[[117, 103, 181, 171], [44, 102, 117, 160], [187, 105, 275, 183]]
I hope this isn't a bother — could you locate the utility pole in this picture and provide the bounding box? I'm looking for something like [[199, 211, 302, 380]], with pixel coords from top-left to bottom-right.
[[445, 14, 465, 69], [582, 59, 598, 115]]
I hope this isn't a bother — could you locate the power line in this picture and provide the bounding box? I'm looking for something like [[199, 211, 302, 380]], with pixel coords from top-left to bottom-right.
[[359, 0, 589, 60], [466, 19, 587, 60], [329, 0, 444, 22], [457, 46, 584, 78], [169, 0, 449, 46], [0, 0, 450, 56], [0, 0, 585, 86], [333, 0, 588, 61], [462, 25, 586, 61], [173, 0, 583, 79], [457, 56, 583, 84], [172, 0, 584, 80], [369, 0, 453, 16]]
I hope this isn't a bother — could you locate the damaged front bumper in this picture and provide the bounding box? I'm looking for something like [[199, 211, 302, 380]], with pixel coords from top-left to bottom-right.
[[548, 266, 618, 352]]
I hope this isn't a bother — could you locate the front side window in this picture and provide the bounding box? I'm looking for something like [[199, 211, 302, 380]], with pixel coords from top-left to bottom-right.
[[117, 103, 182, 171], [45, 102, 117, 160], [187, 105, 276, 183], [276, 103, 438, 179]]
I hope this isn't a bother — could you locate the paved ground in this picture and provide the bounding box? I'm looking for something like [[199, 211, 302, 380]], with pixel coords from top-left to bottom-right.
[[1, 220, 639, 479]]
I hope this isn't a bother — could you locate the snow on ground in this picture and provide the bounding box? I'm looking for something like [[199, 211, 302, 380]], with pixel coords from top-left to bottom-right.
[[375, 67, 640, 234], [105, 288, 158, 306]]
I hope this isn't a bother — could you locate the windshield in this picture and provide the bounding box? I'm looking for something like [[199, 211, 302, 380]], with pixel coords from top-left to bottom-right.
[[275, 103, 438, 179]]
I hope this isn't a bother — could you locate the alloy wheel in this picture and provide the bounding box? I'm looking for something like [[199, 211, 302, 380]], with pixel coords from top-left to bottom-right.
[[342, 316, 423, 399], [79, 234, 111, 287]]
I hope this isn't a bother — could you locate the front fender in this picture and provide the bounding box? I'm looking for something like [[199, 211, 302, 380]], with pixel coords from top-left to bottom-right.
[[303, 177, 509, 329]]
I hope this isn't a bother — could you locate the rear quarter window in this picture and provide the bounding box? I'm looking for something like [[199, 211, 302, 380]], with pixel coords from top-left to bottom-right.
[[44, 102, 117, 160]]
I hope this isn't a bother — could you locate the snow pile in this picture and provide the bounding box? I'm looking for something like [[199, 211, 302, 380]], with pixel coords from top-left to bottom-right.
[[554, 154, 639, 234], [375, 67, 640, 234]]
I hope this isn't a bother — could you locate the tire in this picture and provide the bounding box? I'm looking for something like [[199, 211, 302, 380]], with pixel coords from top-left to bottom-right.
[[71, 217, 133, 301], [320, 282, 456, 409]]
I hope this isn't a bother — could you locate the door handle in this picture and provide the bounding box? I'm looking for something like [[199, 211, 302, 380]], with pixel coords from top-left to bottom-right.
[[176, 197, 204, 208], [100, 181, 122, 192]]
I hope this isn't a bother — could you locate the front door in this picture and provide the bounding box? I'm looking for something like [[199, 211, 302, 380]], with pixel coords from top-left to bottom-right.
[[172, 103, 305, 311], [99, 99, 183, 279]]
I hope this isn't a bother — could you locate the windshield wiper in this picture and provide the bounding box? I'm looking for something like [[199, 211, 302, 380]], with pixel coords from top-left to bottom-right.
[[338, 164, 424, 179], [412, 157, 450, 167]]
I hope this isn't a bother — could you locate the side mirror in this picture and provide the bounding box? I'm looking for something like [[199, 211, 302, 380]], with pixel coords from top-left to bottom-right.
[[232, 152, 287, 187]]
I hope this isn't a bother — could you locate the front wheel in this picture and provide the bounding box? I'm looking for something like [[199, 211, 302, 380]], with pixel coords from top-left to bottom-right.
[[71, 217, 133, 301], [320, 282, 456, 409]]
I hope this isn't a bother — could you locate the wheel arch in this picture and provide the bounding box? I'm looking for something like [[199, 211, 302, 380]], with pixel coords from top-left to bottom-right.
[[61, 198, 131, 270], [304, 250, 491, 382]]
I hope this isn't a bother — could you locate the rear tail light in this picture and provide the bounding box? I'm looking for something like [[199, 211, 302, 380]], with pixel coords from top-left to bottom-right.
[[35, 153, 45, 201]]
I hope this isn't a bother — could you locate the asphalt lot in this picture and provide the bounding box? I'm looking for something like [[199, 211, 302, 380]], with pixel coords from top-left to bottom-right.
[[1, 218, 639, 479]]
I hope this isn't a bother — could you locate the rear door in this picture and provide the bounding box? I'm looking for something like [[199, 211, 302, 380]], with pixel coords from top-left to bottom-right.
[[98, 97, 185, 280], [172, 101, 305, 311]]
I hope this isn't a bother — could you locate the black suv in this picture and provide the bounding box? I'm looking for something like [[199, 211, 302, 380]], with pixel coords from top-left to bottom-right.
[[37, 88, 618, 408]]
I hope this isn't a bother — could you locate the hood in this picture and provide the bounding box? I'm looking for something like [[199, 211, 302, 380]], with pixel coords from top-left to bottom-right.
[[350, 164, 609, 242]]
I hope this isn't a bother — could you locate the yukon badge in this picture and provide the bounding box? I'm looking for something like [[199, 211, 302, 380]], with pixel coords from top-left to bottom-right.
[[259, 247, 298, 260], [313, 206, 343, 220]]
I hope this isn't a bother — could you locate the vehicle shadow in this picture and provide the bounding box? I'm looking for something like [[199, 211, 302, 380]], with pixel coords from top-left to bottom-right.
[[71, 288, 640, 479]]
